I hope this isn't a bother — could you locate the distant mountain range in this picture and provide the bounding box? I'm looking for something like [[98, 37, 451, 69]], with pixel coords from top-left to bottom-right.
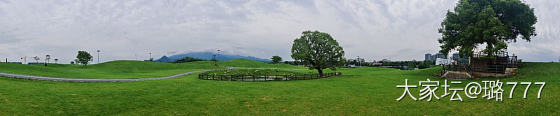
[[155, 52, 271, 62]]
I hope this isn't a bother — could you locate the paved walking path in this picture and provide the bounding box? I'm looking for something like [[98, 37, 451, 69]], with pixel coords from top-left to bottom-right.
[[0, 70, 205, 82]]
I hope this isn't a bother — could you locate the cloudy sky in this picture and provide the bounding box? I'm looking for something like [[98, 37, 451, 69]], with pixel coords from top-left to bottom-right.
[[0, 0, 558, 63]]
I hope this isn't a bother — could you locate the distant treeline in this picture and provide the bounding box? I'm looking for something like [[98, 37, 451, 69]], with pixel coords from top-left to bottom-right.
[[377, 60, 435, 69], [284, 60, 435, 69], [173, 57, 206, 63]]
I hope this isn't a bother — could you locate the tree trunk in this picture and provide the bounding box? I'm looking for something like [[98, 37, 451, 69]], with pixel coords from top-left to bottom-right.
[[317, 68, 323, 77]]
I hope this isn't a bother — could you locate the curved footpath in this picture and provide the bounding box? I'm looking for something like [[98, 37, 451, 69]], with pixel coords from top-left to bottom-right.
[[0, 70, 205, 82]]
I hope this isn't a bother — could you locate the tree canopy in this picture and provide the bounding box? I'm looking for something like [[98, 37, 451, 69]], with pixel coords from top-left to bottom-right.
[[271, 56, 282, 63], [438, 0, 537, 57], [77, 51, 93, 67], [291, 30, 345, 76]]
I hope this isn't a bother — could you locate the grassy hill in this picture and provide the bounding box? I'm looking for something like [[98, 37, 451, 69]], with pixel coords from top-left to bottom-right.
[[0, 60, 212, 79], [0, 59, 299, 79], [0, 60, 558, 115]]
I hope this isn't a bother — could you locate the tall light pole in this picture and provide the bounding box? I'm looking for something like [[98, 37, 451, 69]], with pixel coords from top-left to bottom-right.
[[21, 57, 25, 64], [149, 52, 152, 61], [217, 49, 221, 64], [216, 49, 221, 58], [45, 55, 51, 66], [97, 50, 100, 64], [213, 49, 221, 66], [357, 56, 360, 67]]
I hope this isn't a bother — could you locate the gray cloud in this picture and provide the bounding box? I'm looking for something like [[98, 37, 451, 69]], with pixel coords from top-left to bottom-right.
[[0, 0, 558, 63]]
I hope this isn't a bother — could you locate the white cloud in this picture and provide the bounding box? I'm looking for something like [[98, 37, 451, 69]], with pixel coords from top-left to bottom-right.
[[0, 0, 558, 63]]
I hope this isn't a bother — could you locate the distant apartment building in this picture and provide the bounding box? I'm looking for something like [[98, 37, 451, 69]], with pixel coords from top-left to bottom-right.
[[346, 57, 366, 67], [424, 52, 446, 61], [452, 53, 469, 64], [424, 52, 469, 65]]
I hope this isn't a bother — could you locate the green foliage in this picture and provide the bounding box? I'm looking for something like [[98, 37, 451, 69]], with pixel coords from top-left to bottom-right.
[[283, 60, 302, 65], [271, 56, 282, 63], [173, 57, 206, 63], [438, 0, 537, 57], [291, 30, 345, 76], [76, 51, 93, 68]]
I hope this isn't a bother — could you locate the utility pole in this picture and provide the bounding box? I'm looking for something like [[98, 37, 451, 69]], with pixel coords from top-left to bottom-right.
[[149, 52, 152, 61], [45, 55, 50, 66], [357, 56, 360, 67], [213, 49, 221, 66], [97, 50, 100, 64], [216, 49, 221, 58]]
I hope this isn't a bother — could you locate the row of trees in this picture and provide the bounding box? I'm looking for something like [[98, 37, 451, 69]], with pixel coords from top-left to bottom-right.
[[28, 55, 58, 66]]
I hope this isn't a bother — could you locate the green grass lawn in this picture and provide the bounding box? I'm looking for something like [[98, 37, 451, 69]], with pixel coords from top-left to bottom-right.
[[0, 59, 301, 79], [0, 59, 558, 115]]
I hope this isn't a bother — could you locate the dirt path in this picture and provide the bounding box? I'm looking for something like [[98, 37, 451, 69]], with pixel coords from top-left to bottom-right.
[[0, 70, 205, 82]]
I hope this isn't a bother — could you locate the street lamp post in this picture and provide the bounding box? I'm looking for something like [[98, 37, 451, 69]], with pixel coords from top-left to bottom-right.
[[213, 49, 221, 66], [357, 56, 360, 67], [97, 50, 100, 64], [149, 52, 152, 61], [45, 55, 51, 66]]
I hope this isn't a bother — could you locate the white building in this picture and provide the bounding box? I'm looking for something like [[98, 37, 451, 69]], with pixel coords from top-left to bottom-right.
[[435, 58, 455, 65]]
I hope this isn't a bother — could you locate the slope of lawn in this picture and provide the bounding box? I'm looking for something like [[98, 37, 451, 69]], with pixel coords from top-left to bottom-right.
[[0, 60, 558, 115], [0, 59, 313, 79], [0, 59, 295, 79]]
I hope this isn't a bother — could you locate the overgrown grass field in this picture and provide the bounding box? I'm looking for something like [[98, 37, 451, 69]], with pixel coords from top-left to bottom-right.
[[0, 59, 558, 115]]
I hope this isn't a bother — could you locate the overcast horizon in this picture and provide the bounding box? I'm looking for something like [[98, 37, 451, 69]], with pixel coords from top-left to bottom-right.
[[1, 0, 559, 63]]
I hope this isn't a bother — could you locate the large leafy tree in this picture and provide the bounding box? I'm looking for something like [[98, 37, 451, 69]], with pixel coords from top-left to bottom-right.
[[291, 30, 345, 76], [439, 0, 537, 58], [271, 56, 282, 63], [77, 51, 93, 68]]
